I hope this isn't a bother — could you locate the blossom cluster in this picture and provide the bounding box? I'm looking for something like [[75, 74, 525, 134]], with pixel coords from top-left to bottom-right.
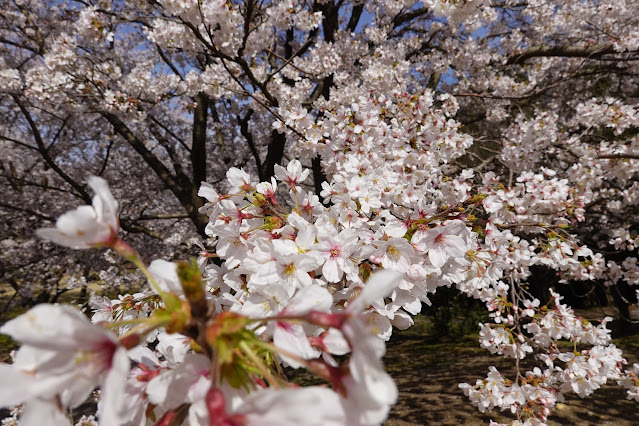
[[1, 0, 639, 425], [466, 291, 627, 422], [1, 176, 407, 425], [1, 148, 635, 425]]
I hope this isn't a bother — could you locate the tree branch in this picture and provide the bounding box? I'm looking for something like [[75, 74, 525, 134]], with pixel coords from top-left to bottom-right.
[[507, 44, 615, 64], [119, 218, 163, 239], [346, 4, 364, 32], [598, 153, 639, 160], [0, 200, 54, 221], [191, 92, 209, 234], [156, 45, 184, 80], [12, 95, 91, 204], [262, 130, 286, 179], [239, 109, 263, 180], [101, 112, 202, 231], [149, 116, 191, 153], [392, 6, 430, 28], [136, 213, 190, 220], [150, 127, 188, 178]]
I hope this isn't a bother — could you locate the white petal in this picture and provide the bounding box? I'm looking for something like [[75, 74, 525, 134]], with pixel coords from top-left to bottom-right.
[[322, 329, 350, 356], [0, 364, 37, 406], [241, 387, 345, 426], [37, 205, 110, 249], [20, 398, 70, 426], [87, 175, 119, 231], [0, 304, 111, 349], [271, 239, 298, 256], [428, 247, 447, 268], [97, 347, 130, 425], [348, 270, 405, 313], [273, 323, 319, 368], [198, 182, 220, 202], [35, 227, 92, 249], [127, 345, 160, 368], [148, 259, 183, 296], [442, 235, 467, 257], [285, 285, 333, 315], [322, 259, 341, 283], [273, 164, 288, 182]]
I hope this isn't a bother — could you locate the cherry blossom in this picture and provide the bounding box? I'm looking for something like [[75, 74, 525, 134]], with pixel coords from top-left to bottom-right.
[[412, 220, 469, 268], [0, 304, 129, 425], [274, 159, 309, 193], [2, 0, 639, 424], [35, 176, 119, 249]]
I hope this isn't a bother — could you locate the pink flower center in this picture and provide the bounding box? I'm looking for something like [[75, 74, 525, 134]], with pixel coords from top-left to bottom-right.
[[81, 338, 117, 373]]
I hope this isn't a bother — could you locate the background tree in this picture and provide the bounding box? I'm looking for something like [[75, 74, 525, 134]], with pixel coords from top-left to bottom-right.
[[1, 0, 638, 316]]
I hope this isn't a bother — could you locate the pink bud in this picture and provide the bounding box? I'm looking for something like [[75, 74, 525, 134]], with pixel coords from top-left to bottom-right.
[[206, 387, 246, 426]]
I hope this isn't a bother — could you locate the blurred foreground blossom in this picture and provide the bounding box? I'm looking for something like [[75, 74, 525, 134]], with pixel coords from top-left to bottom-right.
[[0, 304, 129, 426], [36, 176, 119, 249]]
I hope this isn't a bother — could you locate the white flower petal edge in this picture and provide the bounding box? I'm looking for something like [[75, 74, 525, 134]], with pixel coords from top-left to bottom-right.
[[19, 398, 70, 426], [35, 176, 119, 249], [0, 304, 128, 420], [240, 387, 345, 425]]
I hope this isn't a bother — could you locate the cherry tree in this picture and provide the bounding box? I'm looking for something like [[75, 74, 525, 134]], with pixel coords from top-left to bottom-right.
[[1, 0, 639, 425]]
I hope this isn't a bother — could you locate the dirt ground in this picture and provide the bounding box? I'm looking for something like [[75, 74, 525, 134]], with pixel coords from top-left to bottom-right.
[[383, 316, 639, 425]]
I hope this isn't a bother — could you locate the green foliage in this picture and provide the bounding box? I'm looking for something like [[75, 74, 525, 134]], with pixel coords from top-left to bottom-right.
[[0, 334, 18, 362], [423, 286, 488, 337]]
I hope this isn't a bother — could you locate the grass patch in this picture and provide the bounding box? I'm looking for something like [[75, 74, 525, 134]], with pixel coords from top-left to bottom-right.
[[0, 334, 17, 362]]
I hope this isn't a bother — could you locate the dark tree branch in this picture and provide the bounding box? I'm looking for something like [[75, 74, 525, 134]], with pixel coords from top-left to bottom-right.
[[101, 112, 203, 232], [318, 1, 339, 43], [137, 213, 190, 220], [150, 116, 191, 153], [0, 178, 81, 197], [150, 127, 188, 178], [191, 92, 209, 234], [157, 45, 184, 80], [0, 134, 39, 151], [262, 130, 286, 179], [507, 44, 615, 64], [239, 109, 263, 180], [265, 30, 318, 83], [0, 200, 54, 221], [98, 139, 115, 176], [210, 103, 227, 152], [237, 0, 254, 57], [47, 115, 70, 151], [346, 4, 364, 32], [181, 14, 277, 106], [119, 218, 163, 239], [12, 95, 91, 204], [598, 153, 639, 160], [303, 79, 325, 109], [392, 6, 430, 28], [102, 112, 186, 193]]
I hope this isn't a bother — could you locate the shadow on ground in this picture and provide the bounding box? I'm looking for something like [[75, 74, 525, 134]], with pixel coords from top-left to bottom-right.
[[383, 315, 639, 425]]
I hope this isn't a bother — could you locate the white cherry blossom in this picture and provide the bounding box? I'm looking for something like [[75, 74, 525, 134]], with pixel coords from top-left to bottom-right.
[[36, 176, 119, 249]]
